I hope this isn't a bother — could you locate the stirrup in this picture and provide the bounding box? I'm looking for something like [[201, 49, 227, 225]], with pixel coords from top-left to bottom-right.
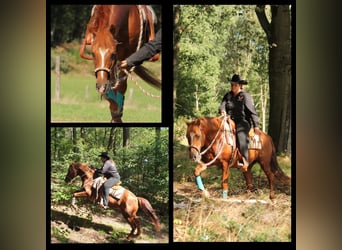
[[237, 161, 248, 172]]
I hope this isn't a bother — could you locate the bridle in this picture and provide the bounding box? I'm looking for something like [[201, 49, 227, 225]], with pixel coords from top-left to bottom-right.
[[189, 118, 227, 166], [66, 167, 94, 187]]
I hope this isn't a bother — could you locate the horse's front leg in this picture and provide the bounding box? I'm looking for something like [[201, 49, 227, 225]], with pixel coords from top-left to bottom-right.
[[108, 98, 123, 123], [221, 161, 230, 199], [70, 191, 89, 209], [194, 163, 209, 198], [109, 75, 127, 123]]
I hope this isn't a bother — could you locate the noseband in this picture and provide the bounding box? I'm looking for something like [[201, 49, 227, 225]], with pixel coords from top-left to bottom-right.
[[94, 65, 124, 94], [94, 67, 111, 77]]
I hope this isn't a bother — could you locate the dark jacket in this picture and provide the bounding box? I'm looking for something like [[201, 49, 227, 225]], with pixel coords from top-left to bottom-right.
[[219, 90, 259, 128], [126, 29, 162, 67]]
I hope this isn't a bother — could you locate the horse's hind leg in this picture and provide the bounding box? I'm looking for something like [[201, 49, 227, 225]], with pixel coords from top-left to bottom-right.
[[259, 163, 275, 199], [126, 216, 140, 240], [243, 170, 255, 198], [134, 218, 141, 236], [265, 168, 275, 199], [126, 218, 136, 240]]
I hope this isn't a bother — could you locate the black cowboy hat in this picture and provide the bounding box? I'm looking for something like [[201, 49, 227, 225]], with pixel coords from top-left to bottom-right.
[[227, 74, 248, 85], [98, 152, 111, 159]]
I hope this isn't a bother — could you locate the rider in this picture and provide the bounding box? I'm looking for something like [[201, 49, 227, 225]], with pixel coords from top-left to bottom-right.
[[119, 28, 162, 69], [218, 74, 261, 172], [96, 152, 121, 209]]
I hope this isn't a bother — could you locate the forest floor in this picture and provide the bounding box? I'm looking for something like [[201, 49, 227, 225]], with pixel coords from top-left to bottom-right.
[[173, 181, 292, 242], [50, 203, 169, 244]]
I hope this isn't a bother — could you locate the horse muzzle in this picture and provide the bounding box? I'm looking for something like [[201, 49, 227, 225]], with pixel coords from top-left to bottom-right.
[[189, 147, 201, 163], [96, 83, 107, 94]]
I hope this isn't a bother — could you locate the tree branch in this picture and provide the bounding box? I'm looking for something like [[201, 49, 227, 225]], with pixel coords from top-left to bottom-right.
[[255, 5, 272, 45]]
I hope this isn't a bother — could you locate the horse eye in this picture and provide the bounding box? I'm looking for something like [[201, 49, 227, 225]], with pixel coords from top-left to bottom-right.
[[111, 53, 117, 60]]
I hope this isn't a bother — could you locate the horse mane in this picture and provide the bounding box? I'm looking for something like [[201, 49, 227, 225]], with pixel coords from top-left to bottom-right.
[[195, 116, 221, 128], [72, 162, 94, 179], [87, 5, 111, 33]]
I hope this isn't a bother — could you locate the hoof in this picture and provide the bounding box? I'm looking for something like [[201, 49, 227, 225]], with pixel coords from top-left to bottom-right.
[[201, 189, 210, 198], [222, 190, 228, 199]]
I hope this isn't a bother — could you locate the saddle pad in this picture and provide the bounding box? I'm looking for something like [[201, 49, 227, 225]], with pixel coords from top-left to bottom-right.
[[248, 134, 262, 149], [224, 122, 234, 146], [109, 187, 125, 200]]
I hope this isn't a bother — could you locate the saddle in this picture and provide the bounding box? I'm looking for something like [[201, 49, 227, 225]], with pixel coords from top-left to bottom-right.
[[140, 5, 160, 62], [140, 5, 156, 42], [92, 177, 125, 201], [248, 130, 262, 149], [223, 117, 261, 150]]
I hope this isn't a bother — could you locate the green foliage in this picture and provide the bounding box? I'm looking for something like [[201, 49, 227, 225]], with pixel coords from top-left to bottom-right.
[[51, 227, 69, 243], [175, 5, 270, 130], [51, 5, 93, 46], [50, 127, 169, 214], [50, 54, 73, 74]]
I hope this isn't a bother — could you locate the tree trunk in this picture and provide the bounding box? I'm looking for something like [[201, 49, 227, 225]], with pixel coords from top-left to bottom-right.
[[107, 127, 116, 151], [154, 127, 161, 175], [123, 127, 130, 147], [72, 127, 77, 154], [256, 5, 291, 153], [173, 5, 181, 120]]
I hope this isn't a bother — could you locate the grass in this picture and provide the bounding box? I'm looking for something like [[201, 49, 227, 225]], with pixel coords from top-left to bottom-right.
[[174, 188, 291, 242], [51, 73, 161, 122]]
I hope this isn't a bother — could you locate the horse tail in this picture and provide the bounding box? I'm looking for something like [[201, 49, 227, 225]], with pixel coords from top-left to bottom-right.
[[133, 65, 161, 89], [137, 197, 161, 232], [269, 138, 291, 185]]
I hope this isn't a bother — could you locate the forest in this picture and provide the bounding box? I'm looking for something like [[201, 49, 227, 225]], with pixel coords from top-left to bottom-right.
[[51, 127, 169, 210], [174, 5, 292, 153]]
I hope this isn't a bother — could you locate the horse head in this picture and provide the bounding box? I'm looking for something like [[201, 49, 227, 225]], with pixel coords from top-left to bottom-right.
[[79, 5, 161, 122], [185, 118, 205, 162], [90, 26, 120, 94], [65, 162, 94, 183], [64, 162, 79, 183]]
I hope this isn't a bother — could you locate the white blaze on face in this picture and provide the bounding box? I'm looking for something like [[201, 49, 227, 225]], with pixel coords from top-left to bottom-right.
[[99, 48, 109, 67], [98, 48, 109, 79]]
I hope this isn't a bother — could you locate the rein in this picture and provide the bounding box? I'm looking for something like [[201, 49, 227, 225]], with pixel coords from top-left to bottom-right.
[[190, 117, 226, 166]]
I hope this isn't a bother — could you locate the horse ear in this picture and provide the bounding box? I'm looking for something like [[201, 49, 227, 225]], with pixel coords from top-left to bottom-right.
[[183, 118, 191, 126]]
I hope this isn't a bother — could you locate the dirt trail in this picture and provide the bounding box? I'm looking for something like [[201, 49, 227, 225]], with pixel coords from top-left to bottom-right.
[[50, 204, 168, 244]]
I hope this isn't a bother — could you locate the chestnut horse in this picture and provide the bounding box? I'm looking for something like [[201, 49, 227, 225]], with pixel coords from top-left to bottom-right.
[[185, 116, 291, 200], [64, 162, 161, 240], [80, 5, 161, 122]]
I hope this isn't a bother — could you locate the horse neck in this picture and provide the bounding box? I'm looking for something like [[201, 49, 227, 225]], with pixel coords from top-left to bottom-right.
[[78, 167, 93, 187], [203, 118, 222, 146]]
